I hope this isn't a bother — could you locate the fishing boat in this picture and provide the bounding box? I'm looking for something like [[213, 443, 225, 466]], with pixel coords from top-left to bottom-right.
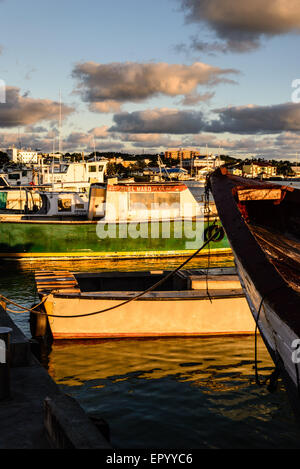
[[0, 181, 230, 260], [0, 159, 108, 188], [209, 167, 300, 416], [31, 267, 253, 340]]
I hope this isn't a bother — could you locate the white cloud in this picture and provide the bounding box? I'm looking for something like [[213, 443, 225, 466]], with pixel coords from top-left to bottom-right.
[[72, 61, 238, 112]]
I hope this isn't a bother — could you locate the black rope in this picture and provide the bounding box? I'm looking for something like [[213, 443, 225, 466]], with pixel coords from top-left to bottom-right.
[[204, 180, 215, 303], [28, 226, 223, 319]]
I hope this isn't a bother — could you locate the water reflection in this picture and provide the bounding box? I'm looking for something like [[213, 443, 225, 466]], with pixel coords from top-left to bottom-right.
[[2, 255, 300, 448], [47, 336, 300, 449]]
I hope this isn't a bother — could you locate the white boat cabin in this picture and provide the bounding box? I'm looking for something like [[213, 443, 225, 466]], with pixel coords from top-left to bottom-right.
[[0, 181, 204, 220], [0, 188, 89, 217], [38, 161, 108, 186], [88, 182, 203, 221], [0, 160, 108, 188]]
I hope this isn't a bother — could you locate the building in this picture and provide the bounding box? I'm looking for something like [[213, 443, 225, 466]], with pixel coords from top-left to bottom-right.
[[179, 154, 223, 175], [164, 149, 201, 161], [242, 162, 276, 178], [291, 166, 300, 176], [192, 155, 223, 173], [121, 160, 138, 168], [7, 147, 38, 164], [227, 167, 243, 176]]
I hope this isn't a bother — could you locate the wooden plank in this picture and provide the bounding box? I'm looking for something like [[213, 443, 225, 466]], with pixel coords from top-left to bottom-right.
[[35, 277, 77, 282], [237, 188, 282, 201], [35, 270, 79, 294], [189, 275, 241, 291]]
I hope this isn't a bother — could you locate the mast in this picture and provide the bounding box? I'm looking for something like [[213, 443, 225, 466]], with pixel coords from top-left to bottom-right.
[[93, 136, 96, 162], [58, 89, 62, 157]]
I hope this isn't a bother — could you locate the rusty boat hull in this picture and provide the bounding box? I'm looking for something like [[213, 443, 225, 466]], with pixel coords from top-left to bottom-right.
[[209, 168, 300, 418]]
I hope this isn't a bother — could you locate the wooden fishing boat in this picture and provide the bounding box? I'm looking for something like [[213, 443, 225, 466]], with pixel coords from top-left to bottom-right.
[[0, 181, 230, 260], [209, 167, 300, 416], [31, 267, 253, 340]]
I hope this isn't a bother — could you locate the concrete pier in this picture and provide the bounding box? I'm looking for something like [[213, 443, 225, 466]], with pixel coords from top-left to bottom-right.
[[0, 305, 111, 449]]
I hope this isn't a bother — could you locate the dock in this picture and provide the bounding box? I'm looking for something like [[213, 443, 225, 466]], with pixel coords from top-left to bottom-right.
[[0, 304, 112, 449]]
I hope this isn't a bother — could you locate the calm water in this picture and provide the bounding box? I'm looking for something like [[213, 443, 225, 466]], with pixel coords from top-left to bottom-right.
[[1, 255, 300, 449]]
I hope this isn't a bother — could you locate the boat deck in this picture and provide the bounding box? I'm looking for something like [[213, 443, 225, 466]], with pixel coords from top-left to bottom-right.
[[250, 224, 300, 293], [35, 268, 243, 299]]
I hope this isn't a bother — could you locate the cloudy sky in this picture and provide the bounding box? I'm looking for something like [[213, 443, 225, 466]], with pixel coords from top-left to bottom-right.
[[1, 0, 300, 158]]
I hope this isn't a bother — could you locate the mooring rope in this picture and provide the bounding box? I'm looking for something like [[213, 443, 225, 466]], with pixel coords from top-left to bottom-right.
[[1, 294, 48, 314], [204, 180, 213, 303], [0, 226, 222, 319]]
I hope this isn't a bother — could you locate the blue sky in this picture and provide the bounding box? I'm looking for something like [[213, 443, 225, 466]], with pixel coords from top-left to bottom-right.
[[1, 0, 300, 158]]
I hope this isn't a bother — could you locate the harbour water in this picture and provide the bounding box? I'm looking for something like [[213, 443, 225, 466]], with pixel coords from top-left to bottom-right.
[[2, 256, 300, 449]]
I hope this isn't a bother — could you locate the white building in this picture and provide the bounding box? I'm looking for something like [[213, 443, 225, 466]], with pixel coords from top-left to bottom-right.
[[291, 166, 300, 176], [192, 155, 223, 174], [180, 154, 223, 175], [7, 148, 38, 164]]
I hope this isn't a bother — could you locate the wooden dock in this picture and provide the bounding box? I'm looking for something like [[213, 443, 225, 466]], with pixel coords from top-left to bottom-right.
[[34, 270, 80, 295], [0, 303, 111, 449]]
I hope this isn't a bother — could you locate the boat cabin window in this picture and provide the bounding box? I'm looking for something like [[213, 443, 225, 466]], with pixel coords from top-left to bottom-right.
[[8, 173, 20, 180], [0, 190, 43, 213], [128, 192, 181, 216], [57, 198, 72, 212], [88, 165, 97, 172]]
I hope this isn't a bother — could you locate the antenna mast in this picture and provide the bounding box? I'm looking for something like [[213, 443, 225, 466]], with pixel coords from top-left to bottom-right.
[[58, 89, 62, 156]]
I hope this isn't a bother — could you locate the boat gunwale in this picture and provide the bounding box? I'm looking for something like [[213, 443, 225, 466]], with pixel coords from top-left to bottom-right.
[[41, 289, 245, 301], [0, 215, 207, 224]]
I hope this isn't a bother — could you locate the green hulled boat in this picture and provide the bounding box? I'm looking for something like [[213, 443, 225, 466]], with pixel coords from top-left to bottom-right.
[[0, 182, 230, 260]]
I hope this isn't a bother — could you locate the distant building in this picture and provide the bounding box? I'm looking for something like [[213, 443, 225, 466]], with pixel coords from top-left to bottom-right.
[[164, 149, 201, 161], [7, 147, 38, 164], [121, 160, 138, 168], [227, 167, 243, 176], [242, 162, 276, 178], [178, 154, 223, 176], [291, 166, 300, 176], [192, 155, 223, 173]]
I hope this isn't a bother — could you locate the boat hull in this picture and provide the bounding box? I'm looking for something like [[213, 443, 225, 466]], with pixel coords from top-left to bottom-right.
[[209, 170, 300, 418], [0, 219, 230, 259], [234, 255, 300, 416], [43, 292, 253, 340]]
